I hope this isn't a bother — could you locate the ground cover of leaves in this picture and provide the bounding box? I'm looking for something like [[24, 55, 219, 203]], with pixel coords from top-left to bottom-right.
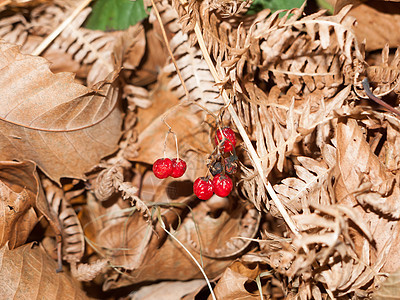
[[1, 0, 400, 299]]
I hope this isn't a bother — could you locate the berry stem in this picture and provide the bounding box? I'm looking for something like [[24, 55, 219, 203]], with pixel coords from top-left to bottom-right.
[[163, 131, 169, 158], [173, 131, 180, 161], [162, 114, 181, 160]]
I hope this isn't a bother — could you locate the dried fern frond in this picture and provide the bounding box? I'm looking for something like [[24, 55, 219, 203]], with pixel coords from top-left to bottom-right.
[[162, 30, 223, 112], [354, 45, 400, 99], [273, 144, 337, 214], [92, 160, 150, 217], [70, 259, 108, 281], [264, 204, 377, 297], [42, 178, 85, 263], [0, 1, 89, 54]]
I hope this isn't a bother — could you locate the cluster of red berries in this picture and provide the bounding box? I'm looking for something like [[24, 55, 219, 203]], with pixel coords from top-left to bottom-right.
[[193, 127, 238, 200], [153, 158, 187, 179], [193, 174, 233, 200]]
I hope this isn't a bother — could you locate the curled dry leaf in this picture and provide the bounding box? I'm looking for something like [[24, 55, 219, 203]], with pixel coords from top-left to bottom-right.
[[213, 261, 261, 300], [371, 268, 400, 300], [0, 160, 40, 249], [187, 201, 261, 258], [336, 119, 400, 274], [95, 211, 152, 271], [0, 41, 122, 183], [336, 1, 400, 51], [0, 243, 89, 300]]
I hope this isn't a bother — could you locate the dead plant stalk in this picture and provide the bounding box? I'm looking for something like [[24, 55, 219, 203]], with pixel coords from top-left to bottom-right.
[[175, 0, 301, 238]]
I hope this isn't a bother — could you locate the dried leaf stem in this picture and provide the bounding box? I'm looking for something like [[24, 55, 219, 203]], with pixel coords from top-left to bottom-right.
[[31, 0, 92, 56], [190, 22, 301, 237], [362, 78, 400, 118]]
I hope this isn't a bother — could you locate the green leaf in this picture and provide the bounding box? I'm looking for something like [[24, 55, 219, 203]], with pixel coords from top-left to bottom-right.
[[316, 0, 334, 14], [247, 0, 304, 15], [85, 0, 148, 31]]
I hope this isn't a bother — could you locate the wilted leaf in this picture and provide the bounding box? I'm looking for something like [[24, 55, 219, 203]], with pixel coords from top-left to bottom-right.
[[0, 243, 89, 300], [336, 1, 400, 51], [336, 119, 400, 274], [213, 261, 261, 300], [371, 268, 400, 300], [95, 211, 152, 270], [0, 41, 122, 183], [0, 161, 39, 249]]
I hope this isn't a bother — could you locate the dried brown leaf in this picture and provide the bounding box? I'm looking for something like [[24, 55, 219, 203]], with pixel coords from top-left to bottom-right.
[[131, 280, 206, 300], [102, 217, 232, 289], [186, 202, 260, 258], [273, 145, 336, 214], [371, 268, 400, 300], [96, 211, 152, 270], [0, 41, 122, 183], [131, 90, 209, 171], [0, 161, 39, 249], [336, 119, 400, 275], [212, 261, 261, 300], [0, 243, 89, 300], [341, 1, 400, 51]]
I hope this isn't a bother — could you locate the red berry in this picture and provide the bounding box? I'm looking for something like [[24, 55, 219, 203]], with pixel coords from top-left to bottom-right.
[[152, 158, 173, 179], [212, 174, 233, 197], [193, 177, 214, 200], [171, 158, 187, 178], [214, 127, 236, 153]]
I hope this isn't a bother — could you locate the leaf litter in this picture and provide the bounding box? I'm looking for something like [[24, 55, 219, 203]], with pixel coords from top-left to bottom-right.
[[1, 0, 400, 299]]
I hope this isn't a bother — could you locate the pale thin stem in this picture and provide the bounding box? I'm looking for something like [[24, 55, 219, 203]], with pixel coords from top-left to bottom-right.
[[192, 22, 301, 238], [32, 0, 92, 56], [149, 0, 190, 99], [158, 212, 217, 300], [173, 132, 180, 160]]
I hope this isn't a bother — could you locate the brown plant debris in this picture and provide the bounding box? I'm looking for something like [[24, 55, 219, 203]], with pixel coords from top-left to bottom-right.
[[2, 0, 400, 299]]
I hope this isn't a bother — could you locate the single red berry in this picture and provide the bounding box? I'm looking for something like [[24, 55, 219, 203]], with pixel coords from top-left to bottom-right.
[[171, 158, 187, 178], [193, 177, 214, 200], [153, 158, 173, 179], [214, 127, 236, 153], [212, 174, 233, 197]]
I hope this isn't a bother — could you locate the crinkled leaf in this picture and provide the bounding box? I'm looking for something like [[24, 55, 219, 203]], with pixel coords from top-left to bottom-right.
[[0, 41, 122, 183], [372, 268, 400, 300], [0, 161, 39, 249], [0, 243, 89, 299]]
